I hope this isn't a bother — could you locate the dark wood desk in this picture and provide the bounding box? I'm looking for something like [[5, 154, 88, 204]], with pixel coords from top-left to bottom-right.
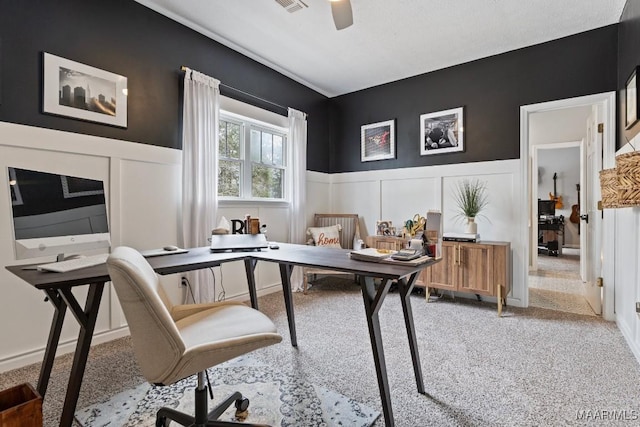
[[252, 244, 438, 426], [6, 244, 437, 427]]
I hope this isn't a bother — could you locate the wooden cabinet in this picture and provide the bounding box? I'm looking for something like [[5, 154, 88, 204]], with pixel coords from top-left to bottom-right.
[[424, 240, 511, 315], [365, 235, 427, 288]]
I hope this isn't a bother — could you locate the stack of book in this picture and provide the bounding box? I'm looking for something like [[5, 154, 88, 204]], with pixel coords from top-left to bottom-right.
[[442, 232, 479, 242], [350, 248, 432, 265], [349, 247, 395, 262]]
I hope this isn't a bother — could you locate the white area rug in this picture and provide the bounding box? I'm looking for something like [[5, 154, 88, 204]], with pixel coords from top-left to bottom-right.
[[75, 356, 379, 426]]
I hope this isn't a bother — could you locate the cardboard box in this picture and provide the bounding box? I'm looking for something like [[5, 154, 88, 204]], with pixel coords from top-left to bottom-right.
[[0, 383, 42, 427]]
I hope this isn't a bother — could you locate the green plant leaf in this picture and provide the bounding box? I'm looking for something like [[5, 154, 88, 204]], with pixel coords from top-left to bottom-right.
[[453, 179, 488, 220]]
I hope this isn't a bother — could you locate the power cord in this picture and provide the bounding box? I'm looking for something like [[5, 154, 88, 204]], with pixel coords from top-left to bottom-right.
[[183, 269, 225, 304], [209, 266, 226, 301], [182, 277, 197, 304]]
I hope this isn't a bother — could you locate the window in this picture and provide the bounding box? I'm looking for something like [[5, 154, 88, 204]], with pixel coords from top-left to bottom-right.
[[218, 113, 287, 200]]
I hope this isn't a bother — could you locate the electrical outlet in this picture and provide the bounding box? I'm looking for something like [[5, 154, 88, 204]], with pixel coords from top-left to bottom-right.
[[181, 277, 188, 287]]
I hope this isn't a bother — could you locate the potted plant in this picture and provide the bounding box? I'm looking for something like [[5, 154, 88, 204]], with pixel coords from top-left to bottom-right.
[[453, 178, 488, 234]]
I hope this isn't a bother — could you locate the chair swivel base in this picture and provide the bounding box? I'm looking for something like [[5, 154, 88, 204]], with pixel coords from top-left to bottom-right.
[[155, 387, 271, 427]]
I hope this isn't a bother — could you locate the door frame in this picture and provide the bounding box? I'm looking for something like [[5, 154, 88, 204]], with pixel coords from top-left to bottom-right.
[[530, 140, 583, 272], [519, 92, 616, 321]]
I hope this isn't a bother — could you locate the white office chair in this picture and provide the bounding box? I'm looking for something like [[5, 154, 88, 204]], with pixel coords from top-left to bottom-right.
[[106, 246, 282, 427]]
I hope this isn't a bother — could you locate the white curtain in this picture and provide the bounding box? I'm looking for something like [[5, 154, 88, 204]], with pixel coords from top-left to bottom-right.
[[181, 68, 220, 303], [288, 108, 308, 291]]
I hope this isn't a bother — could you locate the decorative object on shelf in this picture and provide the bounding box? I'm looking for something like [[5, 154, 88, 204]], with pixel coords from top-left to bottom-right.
[[43, 52, 128, 128], [616, 150, 640, 207], [452, 178, 488, 234], [376, 220, 393, 236], [420, 107, 464, 156], [599, 168, 619, 209], [549, 172, 564, 209], [626, 66, 639, 129], [361, 119, 395, 162], [403, 213, 425, 237]]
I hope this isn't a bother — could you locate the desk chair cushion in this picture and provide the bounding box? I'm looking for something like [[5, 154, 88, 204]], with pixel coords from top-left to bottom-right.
[[107, 246, 282, 386]]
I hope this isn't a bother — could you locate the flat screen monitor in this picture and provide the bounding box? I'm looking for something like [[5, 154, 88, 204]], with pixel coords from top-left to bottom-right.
[[7, 167, 111, 260], [538, 199, 556, 217]]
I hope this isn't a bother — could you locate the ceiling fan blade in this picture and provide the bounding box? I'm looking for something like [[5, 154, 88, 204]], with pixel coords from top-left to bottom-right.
[[330, 0, 353, 30]]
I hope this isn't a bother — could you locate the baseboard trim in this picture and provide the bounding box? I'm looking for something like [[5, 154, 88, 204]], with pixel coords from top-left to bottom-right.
[[0, 327, 130, 374], [617, 318, 640, 366], [0, 285, 285, 373]]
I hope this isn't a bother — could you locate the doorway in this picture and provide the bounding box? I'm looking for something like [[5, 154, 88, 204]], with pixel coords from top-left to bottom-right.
[[519, 92, 616, 320], [529, 140, 591, 315]]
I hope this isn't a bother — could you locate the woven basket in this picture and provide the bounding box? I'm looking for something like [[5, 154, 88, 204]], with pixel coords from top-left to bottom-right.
[[616, 151, 640, 207], [599, 168, 619, 209]]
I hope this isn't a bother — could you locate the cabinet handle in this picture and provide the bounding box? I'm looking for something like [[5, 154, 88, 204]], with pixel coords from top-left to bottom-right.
[[457, 244, 461, 266]]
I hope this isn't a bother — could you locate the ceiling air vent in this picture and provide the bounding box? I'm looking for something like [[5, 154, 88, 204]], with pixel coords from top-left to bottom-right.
[[275, 0, 308, 13]]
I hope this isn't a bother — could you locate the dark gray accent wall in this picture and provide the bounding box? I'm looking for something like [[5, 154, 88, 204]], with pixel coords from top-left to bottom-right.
[[619, 0, 640, 149], [329, 26, 618, 173], [0, 1, 331, 171]]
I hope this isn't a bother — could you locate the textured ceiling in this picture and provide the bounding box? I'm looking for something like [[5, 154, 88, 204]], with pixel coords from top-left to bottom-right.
[[136, 0, 626, 97]]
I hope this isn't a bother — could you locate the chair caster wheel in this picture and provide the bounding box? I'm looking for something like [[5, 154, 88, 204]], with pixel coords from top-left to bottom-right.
[[235, 397, 249, 412], [155, 416, 168, 427], [235, 397, 250, 420]]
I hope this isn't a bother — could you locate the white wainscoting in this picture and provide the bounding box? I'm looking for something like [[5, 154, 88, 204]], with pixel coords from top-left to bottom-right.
[[328, 159, 525, 304], [0, 122, 304, 372], [0, 122, 185, 371], [613, 142, 640, 365]]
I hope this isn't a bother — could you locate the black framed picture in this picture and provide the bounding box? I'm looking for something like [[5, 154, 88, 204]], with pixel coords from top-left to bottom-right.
[[626, 67, 639, 129], [0, 38, 3, 105], [420, 107, 464, 156]]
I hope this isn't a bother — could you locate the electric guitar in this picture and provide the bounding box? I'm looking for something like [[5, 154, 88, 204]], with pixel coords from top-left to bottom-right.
[[570, 184, 580, 224], [549, 172, 564, 209]]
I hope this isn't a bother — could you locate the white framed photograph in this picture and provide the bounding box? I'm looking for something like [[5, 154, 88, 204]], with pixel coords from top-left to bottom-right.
[[43, 52, 128, 128], [361, 119, 395, 162], [420, 107, 464, 156]]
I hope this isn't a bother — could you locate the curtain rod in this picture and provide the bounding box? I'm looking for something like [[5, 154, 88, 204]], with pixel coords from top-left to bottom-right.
[[181, 65, 291, 116]]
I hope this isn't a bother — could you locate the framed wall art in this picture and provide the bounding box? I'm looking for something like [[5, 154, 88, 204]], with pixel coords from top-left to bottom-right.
[[420, 107, 464, 156], [0, 38, 3, 105], [626, 67, 639, 129], [361, 119, 395, 162], [43, 52, 128, 128]]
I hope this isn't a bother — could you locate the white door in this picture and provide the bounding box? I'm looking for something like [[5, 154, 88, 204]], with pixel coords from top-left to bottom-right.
[[582, 106, 603, 314]]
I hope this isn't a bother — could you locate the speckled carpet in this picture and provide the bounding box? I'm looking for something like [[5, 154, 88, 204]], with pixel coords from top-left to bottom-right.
[[2, 276, 639, 427], [529, 248, 596, 316]]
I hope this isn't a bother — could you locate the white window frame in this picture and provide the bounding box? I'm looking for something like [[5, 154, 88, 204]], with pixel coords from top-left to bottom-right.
[[218, 110, 289, 203]]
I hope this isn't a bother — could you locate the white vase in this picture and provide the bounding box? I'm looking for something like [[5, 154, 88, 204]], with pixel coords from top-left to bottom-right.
[[465, 217, 477, 234]]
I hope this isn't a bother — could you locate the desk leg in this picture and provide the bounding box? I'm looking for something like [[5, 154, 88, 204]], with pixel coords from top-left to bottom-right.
[[397, 273, 425, 394], [38, 289, 67, 398], [278, 263, 297, 347], [58, 282, 105, 427], [244, 258, 259, 309], [360, 276, 394, 427]]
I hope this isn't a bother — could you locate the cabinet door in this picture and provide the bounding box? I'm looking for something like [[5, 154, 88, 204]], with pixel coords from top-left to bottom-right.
[[458, 244, 493, 295], [425, 242, 456, 291], [377, 241, 402, 251]]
